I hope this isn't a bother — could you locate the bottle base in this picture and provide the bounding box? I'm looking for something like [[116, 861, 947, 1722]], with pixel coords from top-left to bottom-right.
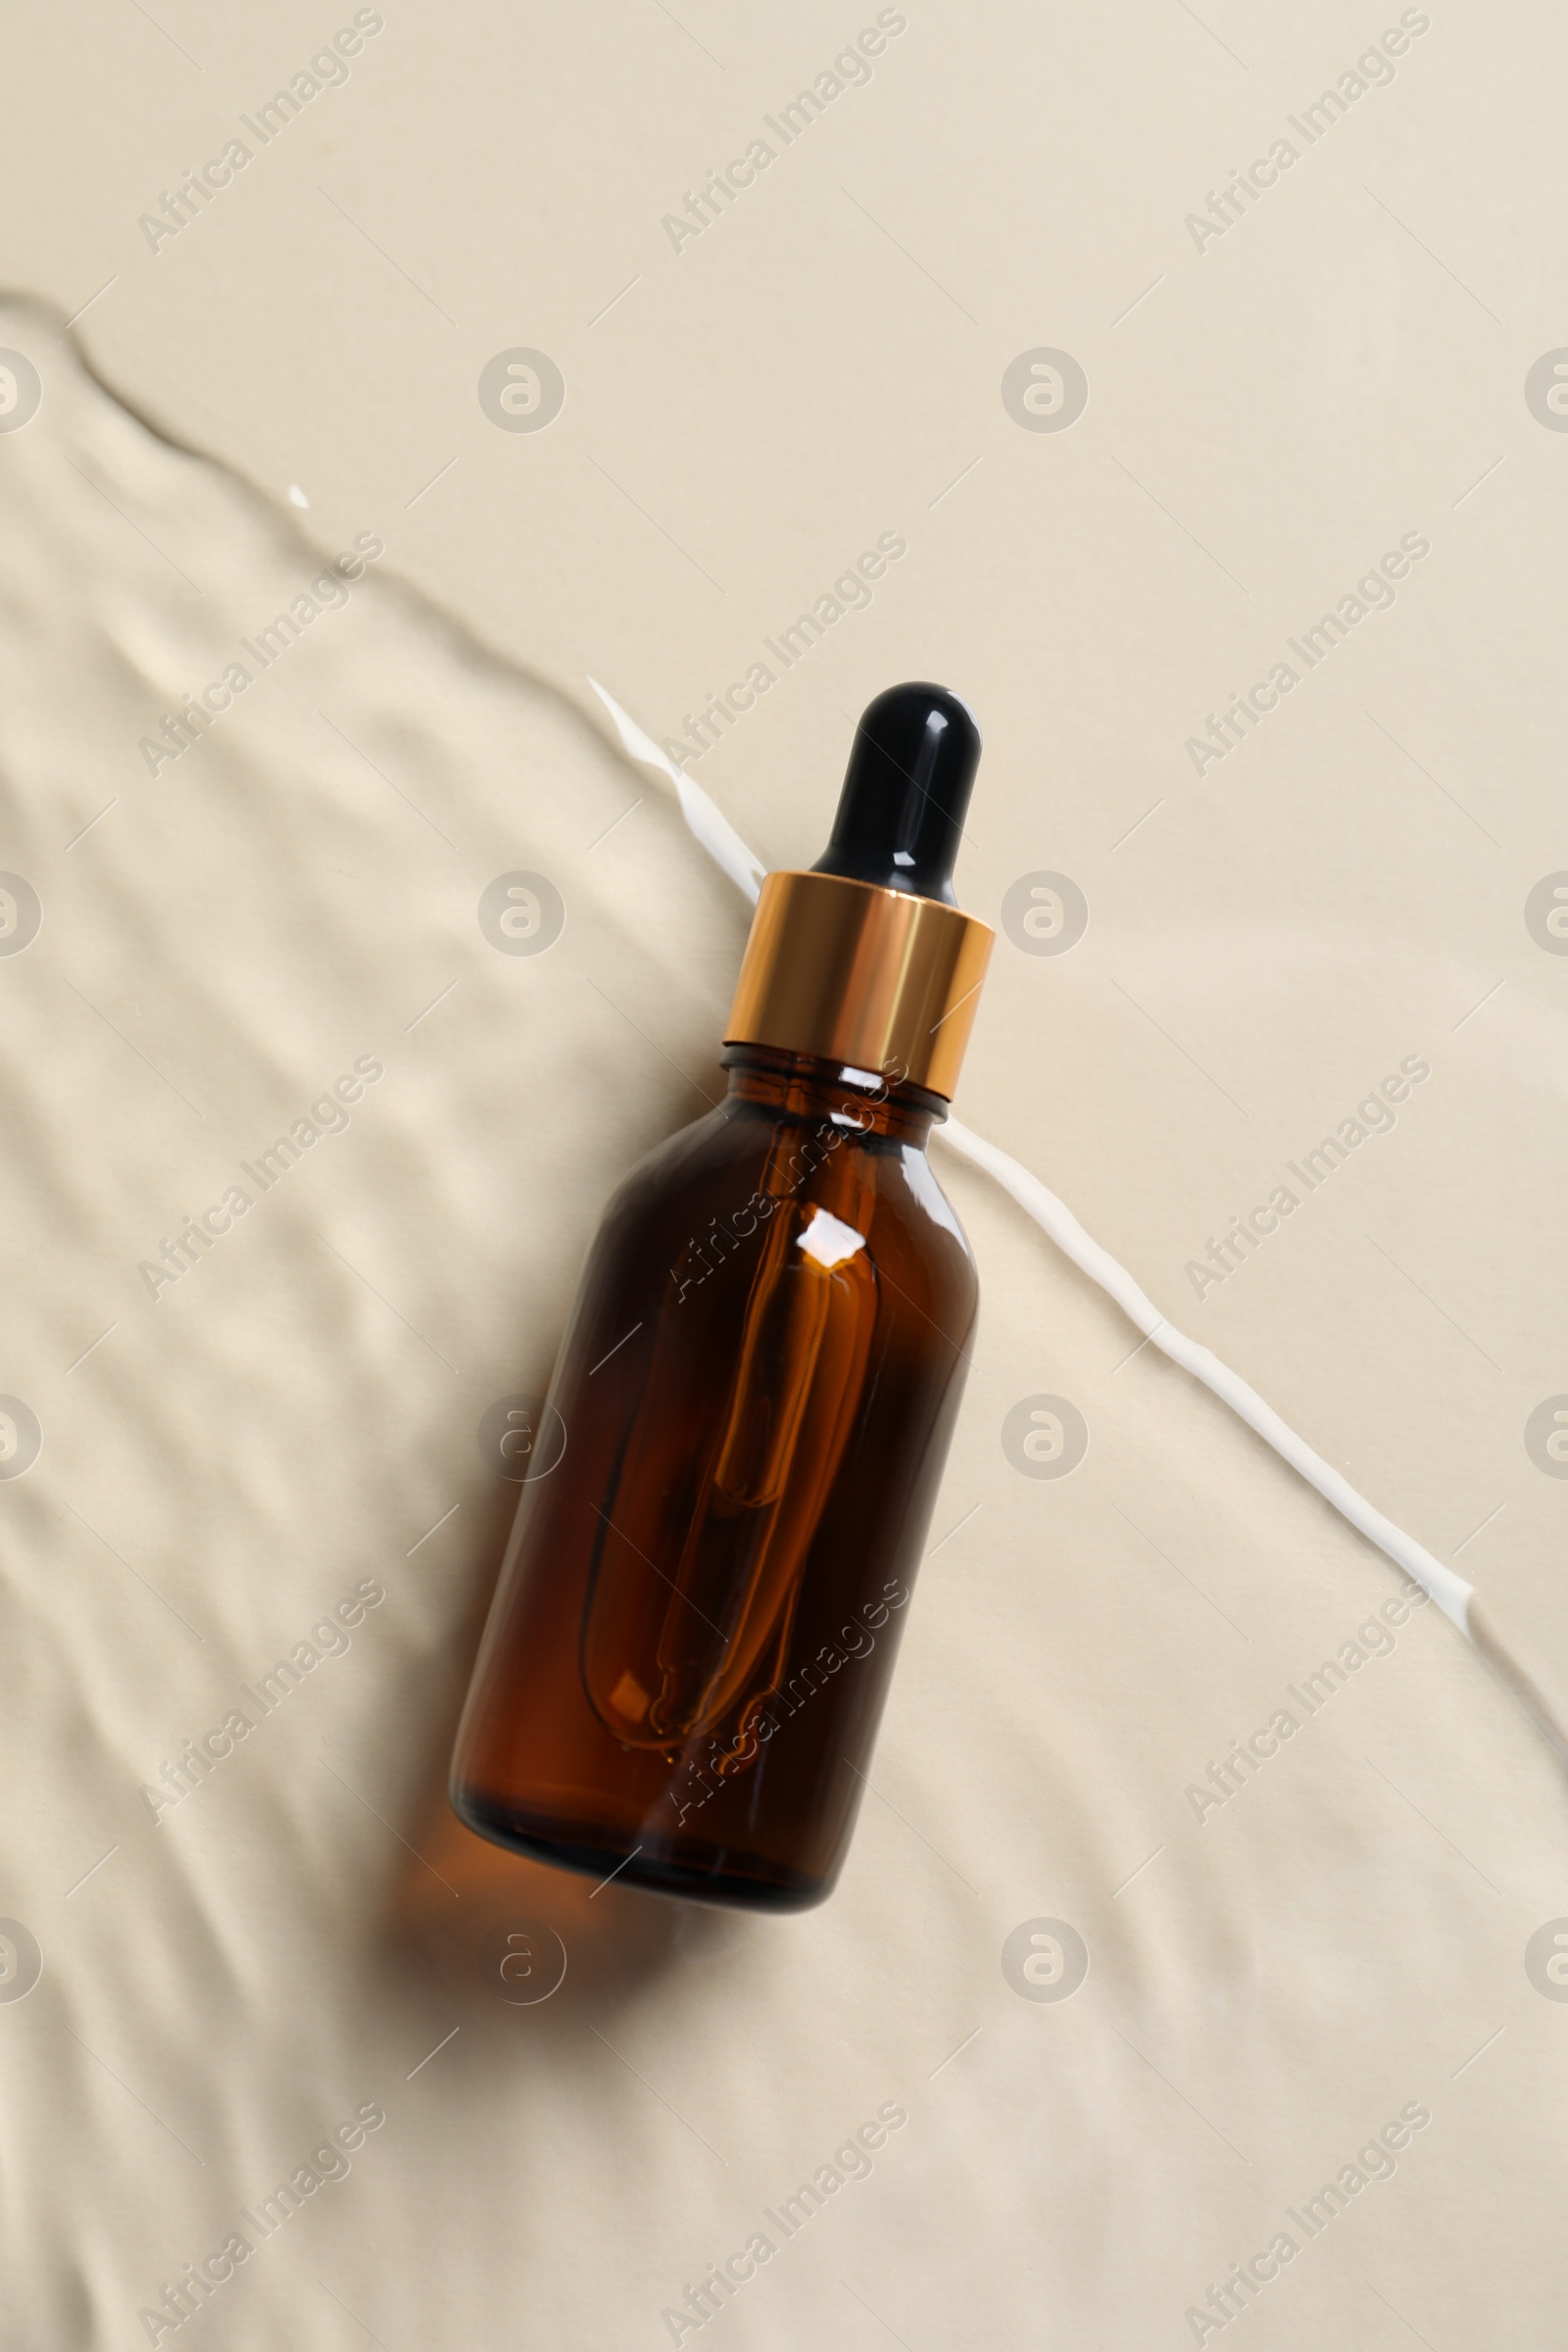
[[449, 1780, 831, 1914]]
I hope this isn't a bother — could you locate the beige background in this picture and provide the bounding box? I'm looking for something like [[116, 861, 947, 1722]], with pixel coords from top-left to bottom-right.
[[2, 2, 1567, 2345]]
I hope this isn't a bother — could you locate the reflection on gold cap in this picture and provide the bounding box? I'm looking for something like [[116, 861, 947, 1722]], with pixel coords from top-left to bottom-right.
[[724, 871, 994, 1101]]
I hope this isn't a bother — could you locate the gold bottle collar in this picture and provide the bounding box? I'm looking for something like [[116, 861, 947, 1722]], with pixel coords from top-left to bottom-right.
[[724, 870, 994, 1101]]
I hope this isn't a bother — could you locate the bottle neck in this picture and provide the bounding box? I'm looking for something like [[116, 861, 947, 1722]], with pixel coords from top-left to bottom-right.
[[719, 1045, 945, 1147], [723, 870, 993, 1102]]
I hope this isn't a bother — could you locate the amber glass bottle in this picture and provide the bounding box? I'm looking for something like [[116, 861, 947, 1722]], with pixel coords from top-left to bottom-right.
[[450, 685, 994, 1909]]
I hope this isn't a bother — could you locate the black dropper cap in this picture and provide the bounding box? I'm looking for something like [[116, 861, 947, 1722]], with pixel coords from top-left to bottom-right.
[[810, 683, 980, 906]]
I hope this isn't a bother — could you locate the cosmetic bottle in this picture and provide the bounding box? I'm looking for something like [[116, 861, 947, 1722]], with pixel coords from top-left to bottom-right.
[[450, 683, 994, 1910]]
